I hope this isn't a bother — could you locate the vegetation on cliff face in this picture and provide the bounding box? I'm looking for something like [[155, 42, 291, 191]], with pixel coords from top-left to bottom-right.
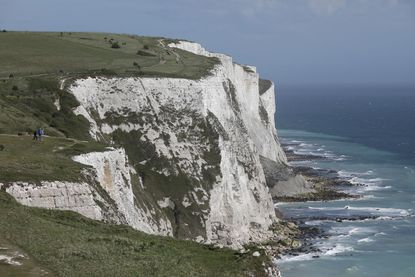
[[0, 77, 91, 140], [109, 110, 222, 240], [0, 191, 270, 277]]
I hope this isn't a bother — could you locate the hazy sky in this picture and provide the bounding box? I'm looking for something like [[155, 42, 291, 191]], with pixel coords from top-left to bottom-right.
[[1, 0, 414, 86]]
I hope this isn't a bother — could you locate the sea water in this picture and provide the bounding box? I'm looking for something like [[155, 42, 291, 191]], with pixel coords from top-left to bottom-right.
[[275, 86, 415, 277]]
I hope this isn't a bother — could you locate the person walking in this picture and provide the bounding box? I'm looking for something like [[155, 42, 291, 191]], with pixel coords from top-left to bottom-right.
[[33, 129, 38, 141], [37, 128, 44, 142]]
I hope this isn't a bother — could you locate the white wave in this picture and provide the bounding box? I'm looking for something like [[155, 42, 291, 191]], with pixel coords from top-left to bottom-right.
[[337, 170, 374, 178], [307, 206, 410, 217], [293, 150, 325, 157], [353, 184, 391, 193], [347, 265, 360, 272], [375, 232, 387, 237], [278, 252, 316, 263], [278, 243, 353, 264], [304, 220, 325, 226], [299, 143, 313, 147], [329, 226, 376, 237], [357, 237, 374, 243], [348, 177, 389, 185], [360, 194, 380, 199], [333, 157, 348, 161], [345, 206, 410, 216], [324, 244, 354, 256], [336, 170, 392, 192]]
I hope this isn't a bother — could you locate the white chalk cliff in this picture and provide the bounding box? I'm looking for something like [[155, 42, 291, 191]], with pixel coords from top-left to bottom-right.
[[2, 41, 302, 249]]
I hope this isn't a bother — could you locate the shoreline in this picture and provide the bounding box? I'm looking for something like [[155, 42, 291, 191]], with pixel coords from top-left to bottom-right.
[[272, 144, 365, 262], [274, 144, 361, 203]]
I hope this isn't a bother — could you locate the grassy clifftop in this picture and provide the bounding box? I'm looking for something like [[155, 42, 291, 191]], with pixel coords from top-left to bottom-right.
[[0, 31, 218, 80], [0, 32, 218, 139]]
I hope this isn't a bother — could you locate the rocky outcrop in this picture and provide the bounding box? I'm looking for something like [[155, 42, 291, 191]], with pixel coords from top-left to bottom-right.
[[260, 156, 312, 197], [72, 148, 172, 235], [0, 181, 105, 220], [1, 149, 172, 236]]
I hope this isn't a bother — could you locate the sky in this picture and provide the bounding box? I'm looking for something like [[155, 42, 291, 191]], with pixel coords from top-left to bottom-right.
[[1, 0, 415, 87]]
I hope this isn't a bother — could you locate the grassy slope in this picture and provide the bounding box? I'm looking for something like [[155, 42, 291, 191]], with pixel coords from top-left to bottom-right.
[[0, 32, 218, 80], [0, 191, 268, 277], [0, 134, 106, 183], [0, 77, 92, 139]]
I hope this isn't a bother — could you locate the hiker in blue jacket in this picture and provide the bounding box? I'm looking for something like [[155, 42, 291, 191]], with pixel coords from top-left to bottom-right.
[[37, 128, 45, 142]]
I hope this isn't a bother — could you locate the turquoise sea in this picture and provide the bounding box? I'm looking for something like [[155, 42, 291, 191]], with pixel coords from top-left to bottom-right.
[[275, 87, 415, 277]]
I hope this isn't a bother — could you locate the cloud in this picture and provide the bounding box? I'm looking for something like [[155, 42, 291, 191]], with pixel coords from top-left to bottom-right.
[[308, 0, 346, 15]]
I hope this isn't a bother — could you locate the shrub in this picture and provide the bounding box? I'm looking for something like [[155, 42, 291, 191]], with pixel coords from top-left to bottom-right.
[[136, 50, 156, 57], [143, 45, 149, 50], [111, 41, 120, 49], [12, 85, 18, 91], [2, 29, 7, 33]]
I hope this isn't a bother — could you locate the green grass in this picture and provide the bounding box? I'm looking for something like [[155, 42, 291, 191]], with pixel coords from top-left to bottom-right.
[[0, 134, 107, 183], [0, 191, 269, 277], [0, 32, 218, 80]]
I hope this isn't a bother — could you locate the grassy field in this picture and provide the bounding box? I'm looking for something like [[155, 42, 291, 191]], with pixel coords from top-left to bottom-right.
[[0, 32, 218, 80], [0, 134, 107, 183], [0, 191, 269, 277]]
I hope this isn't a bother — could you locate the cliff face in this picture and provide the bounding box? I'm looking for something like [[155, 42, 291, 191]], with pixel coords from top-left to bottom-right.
[[2, 41, 297, 249]]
